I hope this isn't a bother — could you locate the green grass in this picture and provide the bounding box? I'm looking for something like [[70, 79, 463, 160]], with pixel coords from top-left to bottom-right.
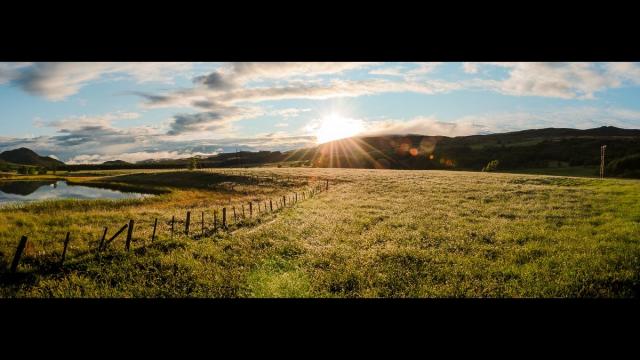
[[1, 168, 639, 298]]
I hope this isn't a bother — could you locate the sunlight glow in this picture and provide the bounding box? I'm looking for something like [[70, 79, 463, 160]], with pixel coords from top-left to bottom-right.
[[315, 114, 365, 144]]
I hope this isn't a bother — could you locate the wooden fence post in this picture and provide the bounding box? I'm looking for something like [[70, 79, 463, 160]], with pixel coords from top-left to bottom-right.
[[125, 219, 135, 252], [60, 232, 71, 266], [185, 211, 191, 235], [233, 207, 237, 222], [326, 179, 329, 190], [214, 210, 218, 231], [103, 223, 128, 249], [223, 207, 227, 228], [249, 202, 253, 218], [171, 216, 175, 240], [98, 227, 108, 253], [10, 236, 28, 273], [201, 211, 205, 236], [283, 195, 286, 206], [151, 218, 158, 242], [270, 199, 273, 212], [242, 204, 245, 218]]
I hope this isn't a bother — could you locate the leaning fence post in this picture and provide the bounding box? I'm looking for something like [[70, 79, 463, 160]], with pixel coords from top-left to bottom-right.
[[151, 218, 158, 242], [10, 236, 28, 273], [185, 211, 191, 235], [223, 207, 227, 228], [125, 219, 135, 252], [60, 232, 71, 266]]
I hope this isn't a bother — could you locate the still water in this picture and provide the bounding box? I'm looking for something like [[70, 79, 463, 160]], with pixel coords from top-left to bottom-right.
[[0, 180, 150, 204]]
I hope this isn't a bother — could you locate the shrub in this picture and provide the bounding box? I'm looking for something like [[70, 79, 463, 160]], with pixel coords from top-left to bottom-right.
[[482, 160, 500, 172], [606, 153, 640, 178]]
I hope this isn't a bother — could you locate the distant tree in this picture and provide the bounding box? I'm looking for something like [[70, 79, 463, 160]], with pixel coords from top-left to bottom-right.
[[18, 166, 28, 175], [28, 167, 37, 175], [188, 157, 199, 170], [482, 160, 500, 172]]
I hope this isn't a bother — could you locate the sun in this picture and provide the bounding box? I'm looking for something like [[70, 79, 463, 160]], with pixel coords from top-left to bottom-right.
[[315, 114, 365, 144]]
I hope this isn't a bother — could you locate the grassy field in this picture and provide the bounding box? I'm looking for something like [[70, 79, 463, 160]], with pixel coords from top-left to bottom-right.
[[498, 166, 600, 178], [1, 168, 639, 298]]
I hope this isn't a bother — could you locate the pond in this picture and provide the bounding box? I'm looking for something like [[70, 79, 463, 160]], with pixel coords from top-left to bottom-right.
[[0, 180, 152, 204]]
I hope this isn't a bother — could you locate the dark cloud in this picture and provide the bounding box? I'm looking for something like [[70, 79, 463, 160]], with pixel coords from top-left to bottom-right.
[[168, 112, 228, 135], [130, 91, 176, 106], [193, 71, 234, 90]]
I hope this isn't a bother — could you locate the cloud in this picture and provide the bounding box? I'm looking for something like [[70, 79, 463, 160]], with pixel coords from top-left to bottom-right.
[[192, 71, 235, 90], [271, 108, 312, 118], [467, 62, 640, 99], [369, 63, 441, 78], [140, 78, 461, 109], [229, 62, 375, 83], [167, 105, 263, 135], [408, 62, 442, 75], [66, 150, 221, 164], [462, 62, 479, 74], [369, 66, 406, 77], [8, 62, 193, 100], [0, 62, 31, 84], [361, 116, 485, 137]]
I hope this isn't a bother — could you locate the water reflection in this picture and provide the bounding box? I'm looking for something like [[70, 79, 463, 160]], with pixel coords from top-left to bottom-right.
[[0, 180, 150, 204]]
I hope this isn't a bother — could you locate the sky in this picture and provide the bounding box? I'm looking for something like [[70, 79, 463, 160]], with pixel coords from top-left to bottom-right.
[[1, 62, 640, 164]]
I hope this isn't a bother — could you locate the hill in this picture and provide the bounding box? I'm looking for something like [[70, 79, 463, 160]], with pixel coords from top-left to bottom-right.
[[102, 160, 132, 166], [0, 147, 65, 169], [283, 126, 640, 176]]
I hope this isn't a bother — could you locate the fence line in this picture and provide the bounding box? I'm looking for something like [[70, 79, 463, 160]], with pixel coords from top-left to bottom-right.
[[4, 179, 333, 274]]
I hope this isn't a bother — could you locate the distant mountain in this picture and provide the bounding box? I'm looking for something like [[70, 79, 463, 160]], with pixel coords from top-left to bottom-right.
[[102, 160, 132, 166], [60, 126, 640, 177], [0, 148, 65, 168]]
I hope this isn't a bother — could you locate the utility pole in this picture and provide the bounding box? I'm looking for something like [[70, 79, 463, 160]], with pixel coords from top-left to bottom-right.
[[600, 145, 607, 179]]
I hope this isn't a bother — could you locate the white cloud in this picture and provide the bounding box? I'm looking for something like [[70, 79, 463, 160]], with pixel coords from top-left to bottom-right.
[[361, 116, 484, 137], [466, 62, 640, 99], [369, 66, 406, 77], [408, 62, 442, 75], [271, 107, 312, 118], [462, 62, 479, 74], [66, 150, 220, 165], [228, 62, 375, 83], [10, 62, 193, 101]]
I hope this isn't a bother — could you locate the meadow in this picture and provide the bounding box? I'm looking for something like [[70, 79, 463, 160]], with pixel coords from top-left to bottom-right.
[[0, 168, 639, 298]]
